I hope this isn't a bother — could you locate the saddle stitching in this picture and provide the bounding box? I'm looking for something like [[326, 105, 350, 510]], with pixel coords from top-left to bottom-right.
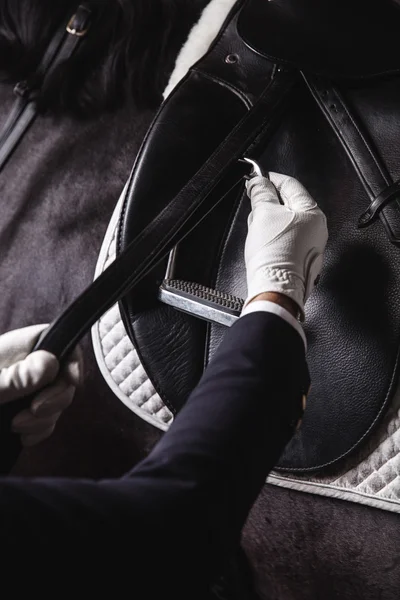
[[193, 68, 252, 109]]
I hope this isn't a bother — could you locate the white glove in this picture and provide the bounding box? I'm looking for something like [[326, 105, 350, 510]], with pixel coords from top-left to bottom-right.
[[244, 173, 328, 317], [0, 324, 82, 447]]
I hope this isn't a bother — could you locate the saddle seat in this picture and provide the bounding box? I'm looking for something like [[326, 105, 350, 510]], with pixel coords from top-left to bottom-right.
[[239, 0, 400, 78]]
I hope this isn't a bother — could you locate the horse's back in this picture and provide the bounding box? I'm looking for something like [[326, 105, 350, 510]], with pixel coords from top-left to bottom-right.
[[0, 80, 161, 476]]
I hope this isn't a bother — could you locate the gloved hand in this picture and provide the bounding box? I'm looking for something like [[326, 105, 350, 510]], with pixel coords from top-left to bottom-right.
[[244, 173, 328, 317], [0, 324, 82, 446]]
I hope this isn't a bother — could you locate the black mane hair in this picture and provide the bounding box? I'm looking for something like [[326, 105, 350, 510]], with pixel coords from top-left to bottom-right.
[[0, 0, 206, 116]]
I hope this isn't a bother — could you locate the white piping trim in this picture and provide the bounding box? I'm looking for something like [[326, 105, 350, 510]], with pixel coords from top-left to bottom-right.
[[267, 474, 400, 514]]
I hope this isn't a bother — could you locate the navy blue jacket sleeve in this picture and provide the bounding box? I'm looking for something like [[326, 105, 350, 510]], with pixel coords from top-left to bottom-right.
[[0, 312, 309, 596]]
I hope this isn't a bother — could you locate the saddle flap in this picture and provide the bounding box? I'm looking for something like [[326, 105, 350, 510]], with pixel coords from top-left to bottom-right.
[[238, 0, 400, 78], [114, 0, 400, 473]]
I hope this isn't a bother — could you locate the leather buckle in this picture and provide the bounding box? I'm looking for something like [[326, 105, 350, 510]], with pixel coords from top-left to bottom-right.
[[239, 157, 266, 180], [13, 81, 31, 99], [66, 6, 92, 37], [13, 79, 39, 101], [358, 179, 400, 228]]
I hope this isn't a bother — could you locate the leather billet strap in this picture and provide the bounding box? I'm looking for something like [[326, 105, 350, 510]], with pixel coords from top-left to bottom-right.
[[304, 74, 400, 245], [31, 68, 299, 361], [0, 4, 92, 173]]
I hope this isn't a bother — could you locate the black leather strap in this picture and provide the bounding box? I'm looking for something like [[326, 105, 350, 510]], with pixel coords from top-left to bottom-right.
[[303, 74, 400, 245], [0, 4, 92, 173], [358, 179, 400, 228], [34, 68, 298, 360]]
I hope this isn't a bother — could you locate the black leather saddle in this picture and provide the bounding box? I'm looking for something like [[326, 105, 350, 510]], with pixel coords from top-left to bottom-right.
[[2, 0, 400, 474], [117, 0, 400, 472]]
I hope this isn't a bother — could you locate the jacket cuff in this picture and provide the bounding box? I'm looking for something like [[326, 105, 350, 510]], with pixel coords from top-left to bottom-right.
[[241, 300, 307, 351]]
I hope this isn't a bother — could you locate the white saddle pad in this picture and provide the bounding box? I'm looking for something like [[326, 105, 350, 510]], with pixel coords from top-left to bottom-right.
[[92, 185, 400, 515], [92, 0, 400, 514]]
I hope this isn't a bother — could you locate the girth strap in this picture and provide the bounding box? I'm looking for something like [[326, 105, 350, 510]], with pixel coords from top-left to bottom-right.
[[0, 4, 92, 173], [304, 74, 400, 245]]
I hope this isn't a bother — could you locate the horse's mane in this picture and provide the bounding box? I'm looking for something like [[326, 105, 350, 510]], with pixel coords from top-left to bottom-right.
[[0, 0, 205, 116]]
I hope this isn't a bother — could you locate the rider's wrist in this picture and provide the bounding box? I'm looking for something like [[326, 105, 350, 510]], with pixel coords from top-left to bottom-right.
[[248, 292, 300, 319]]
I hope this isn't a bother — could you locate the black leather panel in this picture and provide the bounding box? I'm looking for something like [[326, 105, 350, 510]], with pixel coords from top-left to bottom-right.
[[238, 0, 400, 79]]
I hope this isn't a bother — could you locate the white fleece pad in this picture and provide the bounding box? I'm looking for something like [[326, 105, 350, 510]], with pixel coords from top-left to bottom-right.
[[92, 0, 400, 513], [163, 0, 238, 98]]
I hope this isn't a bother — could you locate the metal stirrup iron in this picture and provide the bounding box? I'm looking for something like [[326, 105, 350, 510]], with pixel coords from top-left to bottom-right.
[[158, 157, 266, 325]]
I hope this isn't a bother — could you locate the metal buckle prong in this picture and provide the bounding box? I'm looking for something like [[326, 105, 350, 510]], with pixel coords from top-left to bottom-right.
[[239, 157, 267, 179]]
